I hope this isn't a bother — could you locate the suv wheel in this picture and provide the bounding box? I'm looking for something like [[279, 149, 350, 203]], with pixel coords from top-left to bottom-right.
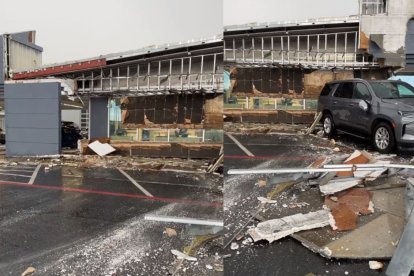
[[373, 122, 395, 153], [323, 114, 336, 137]]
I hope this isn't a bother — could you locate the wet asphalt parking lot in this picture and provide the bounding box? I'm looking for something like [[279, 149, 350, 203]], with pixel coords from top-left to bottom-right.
[[0, 165, 222, 275]]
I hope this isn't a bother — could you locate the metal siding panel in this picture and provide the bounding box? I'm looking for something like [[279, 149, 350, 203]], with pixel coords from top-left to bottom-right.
[[7, 142, 60, 156], [0, 35, 4, 84], [5, 82, 61, 156], [406, 19, 414, 67], [9, 40, 42, 71], [7, 128, 60, 143], [6, 113, 59, 128], [4, 82, 59, 98], [5, 99, 60, 114]]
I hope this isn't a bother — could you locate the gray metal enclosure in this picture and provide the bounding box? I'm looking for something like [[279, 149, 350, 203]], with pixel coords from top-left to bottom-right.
[[406, 19, 414, 67], [5, 82, 61, 156], [89, 97, 108, 138]]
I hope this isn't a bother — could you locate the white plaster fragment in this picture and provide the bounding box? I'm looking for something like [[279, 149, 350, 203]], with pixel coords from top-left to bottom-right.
[[247, 209, 331, 243], [320, 178, 362, 195], [171, 250, 197, 261]]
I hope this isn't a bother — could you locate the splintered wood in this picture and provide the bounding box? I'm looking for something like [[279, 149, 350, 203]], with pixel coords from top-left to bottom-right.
[[247, 209, 333, 243]]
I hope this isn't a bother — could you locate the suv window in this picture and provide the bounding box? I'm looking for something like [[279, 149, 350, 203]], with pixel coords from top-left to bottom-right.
[[371, 81, 414, 99], [320, 83, 334, 96], [334, 82, 353, 99], [353, 83, 372, 100]]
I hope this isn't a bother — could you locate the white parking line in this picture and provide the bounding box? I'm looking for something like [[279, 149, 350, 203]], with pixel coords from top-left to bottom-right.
[[0, 173, 31, 178], [0, 169, 35, 173], [28, 164, 42, 184], [118, 168, 154, 197], [225, 133, 254, 157]]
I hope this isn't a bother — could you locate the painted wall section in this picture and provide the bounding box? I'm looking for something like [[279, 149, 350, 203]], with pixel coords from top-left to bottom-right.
[[5, 82, 61, 156]]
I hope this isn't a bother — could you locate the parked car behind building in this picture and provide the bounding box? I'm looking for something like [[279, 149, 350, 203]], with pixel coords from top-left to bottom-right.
[[318, 79, 414, 153], [61, 121, 82, 149]]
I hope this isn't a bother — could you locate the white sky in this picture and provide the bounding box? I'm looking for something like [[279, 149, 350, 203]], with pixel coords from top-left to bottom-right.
[[0, 0, 223, 64], [224, 0, 359, 25]]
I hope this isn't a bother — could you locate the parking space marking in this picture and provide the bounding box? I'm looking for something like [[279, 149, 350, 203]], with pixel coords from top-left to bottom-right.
[[0, 169, 35, 173], [0, 180, 222, 207], [224, 155, 314, 160], [0, 173, 32, 178], [117, 168, 154, 197], [28, 164, 42, 184], [225, 133, 254, 157]]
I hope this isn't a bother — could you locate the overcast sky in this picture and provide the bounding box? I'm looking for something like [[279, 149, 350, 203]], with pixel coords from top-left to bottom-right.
[[1, 0, 360, 64], [224, 0, 359, 25], [0, 0, 223, 64]]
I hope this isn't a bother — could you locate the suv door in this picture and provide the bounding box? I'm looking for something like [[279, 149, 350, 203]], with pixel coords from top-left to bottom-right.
[[350, 82, 373, 134], [331, 82, 354, 128]]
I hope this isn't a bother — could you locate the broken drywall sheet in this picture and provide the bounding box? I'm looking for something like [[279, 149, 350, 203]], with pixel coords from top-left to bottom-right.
[[337, 150, 374, 178], [325, 188, 374, 216], [88, 141, 116, 156], [330, 203, 358, 231], [320, 178, 363, 195], [353, 161, 389, 180], [247, 209, 332, 243]]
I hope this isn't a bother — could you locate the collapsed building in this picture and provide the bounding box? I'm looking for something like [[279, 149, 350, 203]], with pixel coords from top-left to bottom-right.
[[223, 0, 414, 123], [4, 35, 224, 158]]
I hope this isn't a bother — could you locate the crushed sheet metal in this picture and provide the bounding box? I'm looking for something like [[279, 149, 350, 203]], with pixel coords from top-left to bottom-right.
[[247, 209, 332, 243]]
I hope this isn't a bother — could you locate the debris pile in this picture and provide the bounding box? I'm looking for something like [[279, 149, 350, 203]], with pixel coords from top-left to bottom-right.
[[227, 149, 414, 272]]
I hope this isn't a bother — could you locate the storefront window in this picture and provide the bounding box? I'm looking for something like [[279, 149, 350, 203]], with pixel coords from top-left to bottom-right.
[[108, 98, 223, 143]]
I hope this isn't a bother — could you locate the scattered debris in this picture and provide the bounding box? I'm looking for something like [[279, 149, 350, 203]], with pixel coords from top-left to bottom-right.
[[171, 250, 197, 261], [306, 112, 322, 135], [336, 150, 373, 177], [257, 197, 277, 204], [230, 242, 239, 250], [206, 264, 213, 270], [248, 209, 333, 243], [21, 267, 35, 276], [368, 261, 384, 270], [257, 179, 267, 187], [164, 228, 177, 237]]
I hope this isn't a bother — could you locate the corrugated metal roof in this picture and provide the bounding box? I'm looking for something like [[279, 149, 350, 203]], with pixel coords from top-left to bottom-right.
[[14, 35, 223, 74], [224, 16, 360, 32]]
